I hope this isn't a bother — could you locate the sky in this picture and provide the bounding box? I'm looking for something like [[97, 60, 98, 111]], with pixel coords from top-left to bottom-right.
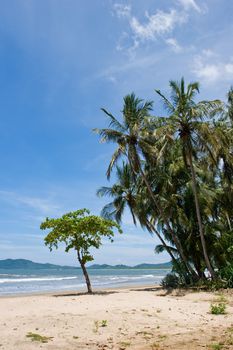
[[0, 0, 232, 266]]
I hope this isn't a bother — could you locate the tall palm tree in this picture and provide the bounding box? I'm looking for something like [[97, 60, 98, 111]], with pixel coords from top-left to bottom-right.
[[154, 78, 223, 278], [97, 162, 178, 264], [94, 93, 197, 278]]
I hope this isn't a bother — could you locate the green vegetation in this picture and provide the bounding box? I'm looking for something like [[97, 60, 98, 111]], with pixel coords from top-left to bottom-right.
[[100, 320, 108, 327], [161, 273, 180, 288], [93, 320, 108, 333], [95, 79, 233, 287], [40, 209, 121, 293], [210, 303, 227, 315], [209, 344, 224, 350], [26, 332, 53, 343]]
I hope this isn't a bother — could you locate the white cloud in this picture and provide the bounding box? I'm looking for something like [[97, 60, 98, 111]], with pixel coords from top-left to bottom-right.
[[112, 2, 206, 55], [201, 49, 215, 58], [225, 63, 233, 74], [192, 50, 233, 83], [177, 0, 201, 13], [165, 37, 182, 52], [0, 190, 60, 214], [113, 3, 131, 18], [193, 63, 220, 82], [130, 9, 187, 42]]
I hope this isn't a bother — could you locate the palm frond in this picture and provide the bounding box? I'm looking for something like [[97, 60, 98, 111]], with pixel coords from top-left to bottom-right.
[[155, 89, 175, 113], [93, 128, 124, 143], [155, 244, 177, 254], [106, 145, 126, 179], [97, 186, 115, 198], [101, 108, 126, 132]]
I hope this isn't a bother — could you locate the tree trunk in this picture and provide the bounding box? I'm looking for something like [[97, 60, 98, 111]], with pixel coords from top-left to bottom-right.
[[138, 164, 198, 280], [77, 251, 93, 293], [146, 219, 177, 263], [187, 152, 215, 279], [226, 212, 232, 231], [147, 220, 192, 278]]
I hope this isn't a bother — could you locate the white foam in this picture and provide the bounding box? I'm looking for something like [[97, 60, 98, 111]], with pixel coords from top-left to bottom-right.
[[0, 276, 77, 284]]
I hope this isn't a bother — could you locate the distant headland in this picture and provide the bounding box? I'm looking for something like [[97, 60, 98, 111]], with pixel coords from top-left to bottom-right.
[[0, 259, 171, 270]]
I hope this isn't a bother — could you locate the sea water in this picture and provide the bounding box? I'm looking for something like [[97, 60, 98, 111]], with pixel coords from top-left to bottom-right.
[[0, 267, 169, 296]]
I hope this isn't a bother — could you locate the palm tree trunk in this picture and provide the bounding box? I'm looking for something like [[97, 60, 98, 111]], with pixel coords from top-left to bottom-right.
[[226, 212, 232, 231], [77, 250, 93, 293], [187, 152, 215, 279], [138, 164, 198, 280], [146, 219, 177, 263], [146, 219, 191, 277]]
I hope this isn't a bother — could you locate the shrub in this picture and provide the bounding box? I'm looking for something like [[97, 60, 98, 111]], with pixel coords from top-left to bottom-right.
[[210, 344, 223, 350], [218, 265, 233, 288], [199, 278, 228, 291], [161, 273, 180, 288], [210, 303, 226, 315]]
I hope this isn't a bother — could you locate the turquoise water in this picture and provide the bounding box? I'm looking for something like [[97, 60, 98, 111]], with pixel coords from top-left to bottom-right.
[[0, 267, 169, 295]]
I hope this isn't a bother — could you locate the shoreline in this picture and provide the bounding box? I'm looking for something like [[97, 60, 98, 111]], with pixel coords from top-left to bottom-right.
[[0, 267, 168, 298], [0, 283, 160, 299]]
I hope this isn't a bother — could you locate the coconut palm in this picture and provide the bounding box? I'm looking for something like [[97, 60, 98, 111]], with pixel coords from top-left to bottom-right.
[[97, 162, 178, 264], [94, 93, 197, 278], [154, 78, 223, 278]]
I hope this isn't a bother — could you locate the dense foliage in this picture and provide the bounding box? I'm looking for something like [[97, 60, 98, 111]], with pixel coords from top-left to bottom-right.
[[95, 79, 233, 286], [40, 209, 122, 293]]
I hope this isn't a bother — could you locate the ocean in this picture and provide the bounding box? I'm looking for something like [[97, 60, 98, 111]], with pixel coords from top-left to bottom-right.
[[0, 267, 169, 296]]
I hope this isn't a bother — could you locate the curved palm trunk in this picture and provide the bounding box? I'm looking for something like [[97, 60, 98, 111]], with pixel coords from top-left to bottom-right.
[[145, 219, 177, 263], [146, 220, 190, 276], [138, 165, 198, 280], [187, 152, 215, 279], [77, 250, 93, 293], [125, 189, 178, 267]]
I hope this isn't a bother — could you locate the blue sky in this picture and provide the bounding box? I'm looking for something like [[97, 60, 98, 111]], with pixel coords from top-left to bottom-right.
[[0, 0, 232, 266]]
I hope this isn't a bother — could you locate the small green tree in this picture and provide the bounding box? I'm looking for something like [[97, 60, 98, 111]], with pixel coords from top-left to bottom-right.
[[40, 209, 122, 293]]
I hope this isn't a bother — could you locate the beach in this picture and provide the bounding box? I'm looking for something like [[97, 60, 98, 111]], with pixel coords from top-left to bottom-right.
[[1, 286, 233, 350]]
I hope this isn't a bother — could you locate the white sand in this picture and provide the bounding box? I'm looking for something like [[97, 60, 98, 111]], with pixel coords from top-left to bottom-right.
[[0, 286, 233, 349]]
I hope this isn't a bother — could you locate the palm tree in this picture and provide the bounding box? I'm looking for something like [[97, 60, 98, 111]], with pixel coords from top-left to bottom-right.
[[154, 78, 223, 278], [97, 162, 138, 225], [97, 162, 178, 264], [94, 93, 197, 278], [145, 141, 209, 279]]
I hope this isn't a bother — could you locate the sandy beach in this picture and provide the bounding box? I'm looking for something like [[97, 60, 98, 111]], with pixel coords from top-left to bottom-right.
[[1, 286, 233, 350]]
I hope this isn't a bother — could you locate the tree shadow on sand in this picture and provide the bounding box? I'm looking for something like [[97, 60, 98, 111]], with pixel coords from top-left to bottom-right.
[[130, 286, 185, 296], [53, 290, 118, 297], [130, 286, 161, 292]]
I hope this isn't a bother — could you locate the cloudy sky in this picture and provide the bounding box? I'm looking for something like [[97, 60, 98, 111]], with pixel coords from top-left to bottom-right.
[[0, 0, 232, 266]]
